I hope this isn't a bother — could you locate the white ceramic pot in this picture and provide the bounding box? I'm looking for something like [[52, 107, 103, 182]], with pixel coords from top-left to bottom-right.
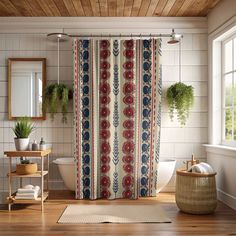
[[14, 138, 29, 151]]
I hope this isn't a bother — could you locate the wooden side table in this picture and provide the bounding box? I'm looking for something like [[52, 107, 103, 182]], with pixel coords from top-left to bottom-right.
[[4, 149, 51, 212]]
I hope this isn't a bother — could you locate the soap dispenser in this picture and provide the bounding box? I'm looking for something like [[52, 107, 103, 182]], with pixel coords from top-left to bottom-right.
[[40, 137, 46, 151], [32, 140, 39, 151]]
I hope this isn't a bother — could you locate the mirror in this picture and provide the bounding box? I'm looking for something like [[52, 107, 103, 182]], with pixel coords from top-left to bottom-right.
[[8, 58, 46, 120]]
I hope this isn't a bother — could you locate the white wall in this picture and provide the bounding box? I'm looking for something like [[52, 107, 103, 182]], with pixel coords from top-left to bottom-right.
[[206, 146, 236, 210], [208, 0, 236, 34], [0, 33, 74, 203], [0, 17, 208, 202], [160, 31, 208, 191], [207, 1, 236, 210]]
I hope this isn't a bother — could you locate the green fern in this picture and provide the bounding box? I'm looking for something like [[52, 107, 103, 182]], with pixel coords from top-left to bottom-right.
[[166, 82, 194, 126], [43, 83, 72, 123], [61, 87, 69, 123]]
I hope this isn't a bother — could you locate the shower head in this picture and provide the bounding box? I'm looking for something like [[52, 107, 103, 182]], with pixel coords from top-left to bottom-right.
[[47, 33, 70, 42], [168, 38, 179, 44], [167, 29, 182, 44]]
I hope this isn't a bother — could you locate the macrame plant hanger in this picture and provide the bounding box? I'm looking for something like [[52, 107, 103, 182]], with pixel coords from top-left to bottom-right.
[[47, 33, 70, 85], [45, 33, 71, 123], [179, 38, 182, 83]]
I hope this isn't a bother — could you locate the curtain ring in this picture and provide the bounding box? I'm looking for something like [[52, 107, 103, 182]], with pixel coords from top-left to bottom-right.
[[131, 33, 133, 40]]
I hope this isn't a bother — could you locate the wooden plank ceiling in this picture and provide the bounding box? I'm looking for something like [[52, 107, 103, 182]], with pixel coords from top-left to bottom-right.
[[0, 0, 221, 17]]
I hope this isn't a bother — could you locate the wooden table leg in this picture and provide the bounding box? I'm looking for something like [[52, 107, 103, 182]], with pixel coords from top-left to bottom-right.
[[41, 156, 44, 212], [8, 157, 12, 212], [47, 154, 49, 192]]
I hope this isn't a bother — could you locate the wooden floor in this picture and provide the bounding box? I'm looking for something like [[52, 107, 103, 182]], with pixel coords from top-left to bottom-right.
[[0, 191, 236, 236]]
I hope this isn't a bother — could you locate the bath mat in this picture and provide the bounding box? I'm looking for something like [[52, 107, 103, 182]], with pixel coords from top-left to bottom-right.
[[58, 205, 171, 224]]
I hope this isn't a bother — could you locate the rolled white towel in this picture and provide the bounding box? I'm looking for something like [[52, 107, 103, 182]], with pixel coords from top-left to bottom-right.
[[16, 186, 40, 200], [16, 193, 37, 197], [199, 162, 214, 174], [16, 188, 40, 196], [23, 184, 34, 189], [15, 196, 38, 200], [16, 186, 41, 200], [188, 162, 214, 174], [15, 193, 39, 199], [189, 164, 205, 173], [17, 186, 40, 194]]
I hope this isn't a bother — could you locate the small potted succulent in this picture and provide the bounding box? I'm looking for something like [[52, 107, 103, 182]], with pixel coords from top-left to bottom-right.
[[166, 82, 194, 126], [12, 117, 35, 151]]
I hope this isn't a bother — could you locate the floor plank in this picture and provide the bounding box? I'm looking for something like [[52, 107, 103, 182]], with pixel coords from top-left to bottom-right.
[[0, 191, 236, 236]]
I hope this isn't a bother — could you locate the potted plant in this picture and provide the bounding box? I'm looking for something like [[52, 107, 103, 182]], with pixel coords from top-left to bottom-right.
[[43, 83, 73, 123], [12, 117, 35, 151], [12, 117, 37, 175], [166, 82, 194, 126], [16, 158, 38, 175]]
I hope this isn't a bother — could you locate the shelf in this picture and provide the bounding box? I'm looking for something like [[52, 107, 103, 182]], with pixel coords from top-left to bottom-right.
[[7, 171, 48, 178], [5, 149, 51, 211], [4, 149, 51, 158], [8, 191, 49, 204]]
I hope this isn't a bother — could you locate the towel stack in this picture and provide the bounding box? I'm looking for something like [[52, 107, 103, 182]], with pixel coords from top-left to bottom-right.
[[15, 185, 41, 200], [188, 162, 214, 174]]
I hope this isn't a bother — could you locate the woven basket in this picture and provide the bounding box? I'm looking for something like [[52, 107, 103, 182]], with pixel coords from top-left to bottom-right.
[[175, 169, 217, 214], [16, 163, 37, 175]]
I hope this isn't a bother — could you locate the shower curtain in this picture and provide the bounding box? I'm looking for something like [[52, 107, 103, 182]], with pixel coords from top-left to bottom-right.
[[74, 39, 162, 200]]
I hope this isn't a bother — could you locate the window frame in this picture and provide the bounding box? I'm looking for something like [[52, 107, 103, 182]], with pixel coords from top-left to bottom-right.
[[222, 33, 236, 146]]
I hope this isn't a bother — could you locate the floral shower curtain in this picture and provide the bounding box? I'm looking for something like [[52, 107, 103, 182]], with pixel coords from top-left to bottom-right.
[[74, 39, 162, 200]]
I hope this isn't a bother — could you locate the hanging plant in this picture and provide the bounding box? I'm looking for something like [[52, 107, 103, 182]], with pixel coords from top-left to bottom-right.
[[43, 83, 73, 123], [166, 82, 194, 126], [44, 33, 72, 123]]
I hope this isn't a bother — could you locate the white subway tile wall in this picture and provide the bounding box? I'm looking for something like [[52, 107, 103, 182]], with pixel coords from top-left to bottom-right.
[[0, 33, 207, 201], [0, 34, 73, 203], [161, 33, 208, 191]]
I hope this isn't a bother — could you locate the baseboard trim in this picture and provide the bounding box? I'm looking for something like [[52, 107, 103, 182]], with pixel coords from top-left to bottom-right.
[[217, 188, 236, 210]]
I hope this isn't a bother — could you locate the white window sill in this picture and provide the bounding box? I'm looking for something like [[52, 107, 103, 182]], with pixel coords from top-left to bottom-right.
[[203, 144, 236, 158]]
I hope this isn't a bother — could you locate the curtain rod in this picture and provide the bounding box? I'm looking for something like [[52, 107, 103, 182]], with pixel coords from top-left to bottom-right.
[[67, 33, 176, 38], [47, 30, 183, 41]]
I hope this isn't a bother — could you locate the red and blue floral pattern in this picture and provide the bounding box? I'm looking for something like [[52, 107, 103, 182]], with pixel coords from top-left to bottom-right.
[[100, 40, 111, 199], [122, 40, 135, 198], [74, 39, 162, 200]]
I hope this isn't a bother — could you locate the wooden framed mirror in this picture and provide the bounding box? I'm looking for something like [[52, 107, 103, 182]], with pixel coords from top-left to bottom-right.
[[8, 58, 46, 120]]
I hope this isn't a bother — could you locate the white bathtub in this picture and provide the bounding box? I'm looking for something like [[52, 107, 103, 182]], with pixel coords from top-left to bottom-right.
[[156, 159, 176, 193], [53, 158, 76, 191], [53, 158, 176, 193]]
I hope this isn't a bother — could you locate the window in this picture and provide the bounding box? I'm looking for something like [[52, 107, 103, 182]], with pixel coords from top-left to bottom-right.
[[222, 34, 236, 144]]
